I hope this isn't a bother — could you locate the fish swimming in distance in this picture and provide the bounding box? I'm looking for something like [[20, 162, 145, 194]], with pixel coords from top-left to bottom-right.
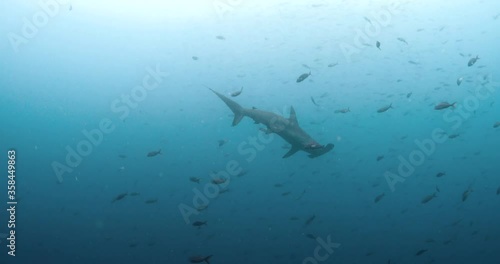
[[376, 155, 384, 161], [496, 187, 500, 195], [311, 97, 320, 106], [457, 77, 464, 86], [327, 62, 338, 67], [376, 41, 381, 50], [147, 149, 161, 157], [334, 108, 350, 114], [407, 92, 413, 98], [462, 187, 473, 202], [192, 221, 207, 228], [145, 198, 158, 204], [296, 71, 311, 83], [468, 55, 479, 67], [230, 87, 243, 97], [190, 177, 201, 183], [216, 35, 225, 40], [415, 249, 428, 256], [217, 139, 228, 147], [374, 193, 385, 203], [436, 172, 446, 178], [377, 104, 392, 113], [493, 122, 500, 128], [421, 192, 437, 204], [112, 192, 128, 203], [304, 214, 316, 227], [209, 88, 334, 158], [189, 255, 213, 264], [397, 37, 408, 44], [434, 102, 456, 110]]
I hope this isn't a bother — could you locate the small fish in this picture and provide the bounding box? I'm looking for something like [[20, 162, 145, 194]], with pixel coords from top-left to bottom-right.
[[305, 233, 317, 240], [364, 16, 372, 24], [374, 193, 385, 203], [190, 177, 201, 183], [304, 214, 316, 227], [334, 108, 350, 114], [211, 177, 227, 185], [468, 55, 479, 67], [376, 155, 384, 161], [434, 102, 456, 110], [196, 204, 208, 211], [376, 41, 381, 50], [192, 221, 207, 227], [397, 37, 408, 44], [147, 149, 161, 157], [408, 60, 420, 65], [493, 122, 500, 128], [218, 139, 228, 147], [230, 87, 243, 97], [421, 192, 437, 204], [457, 77, 464, 86], [407, 92, 413, 98], [448, 134, 460, 139], [189, 255, 212, 264], [436, 172, 446, 178], [327, 62, 338, 67], [281, 191, 291, 196], [462, 187, 473, 202], [377, 104, 392, 113], [216, 35, 225, 40], [192, 56, 199, 60], [69, 4, 72, 11], [311, 97, 320, 106], [130, 192, 140, 196], [436, 186, 441, 192], [496, 187, 500, 195], [296, 71, 311, 83], [415, 249, 428, 256], [118, 154, 127, 159], [145, 198, 158, 204], [112, 192, 128, 203]]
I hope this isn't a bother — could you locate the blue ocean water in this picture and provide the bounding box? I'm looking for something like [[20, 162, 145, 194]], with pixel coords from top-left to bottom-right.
[[1, 0, 500, 263]]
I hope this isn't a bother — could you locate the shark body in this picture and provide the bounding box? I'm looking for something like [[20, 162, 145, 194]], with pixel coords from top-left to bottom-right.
[[210, 89, 334, 158]]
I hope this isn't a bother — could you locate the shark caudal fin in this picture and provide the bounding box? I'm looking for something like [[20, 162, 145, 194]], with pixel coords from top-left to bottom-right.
[[209, 88, 246, 126], [308, 143, 334, 158]]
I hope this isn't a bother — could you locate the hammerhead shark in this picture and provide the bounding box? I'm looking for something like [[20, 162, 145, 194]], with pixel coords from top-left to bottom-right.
[[210, 89, 334, 158]]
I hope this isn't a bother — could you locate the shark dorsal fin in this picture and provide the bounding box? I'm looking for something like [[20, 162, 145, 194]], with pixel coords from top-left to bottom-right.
[[289, 106, 298, 124]]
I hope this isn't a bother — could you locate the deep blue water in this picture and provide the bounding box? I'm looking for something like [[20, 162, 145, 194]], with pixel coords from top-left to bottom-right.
[[1, 1, 500, 263]]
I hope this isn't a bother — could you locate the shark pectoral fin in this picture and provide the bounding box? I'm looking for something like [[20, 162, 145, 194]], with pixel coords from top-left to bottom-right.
[[308, 143, 334, 158], [232, 113, 245, 126], [282, 145, 300, 158]]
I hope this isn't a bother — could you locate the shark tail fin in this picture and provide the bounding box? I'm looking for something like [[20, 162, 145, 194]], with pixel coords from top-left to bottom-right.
[[308, 143, 334, 158], [283, 145, 300, 158], [205, 255, 213, 264], [209, 88, 246, 126]]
